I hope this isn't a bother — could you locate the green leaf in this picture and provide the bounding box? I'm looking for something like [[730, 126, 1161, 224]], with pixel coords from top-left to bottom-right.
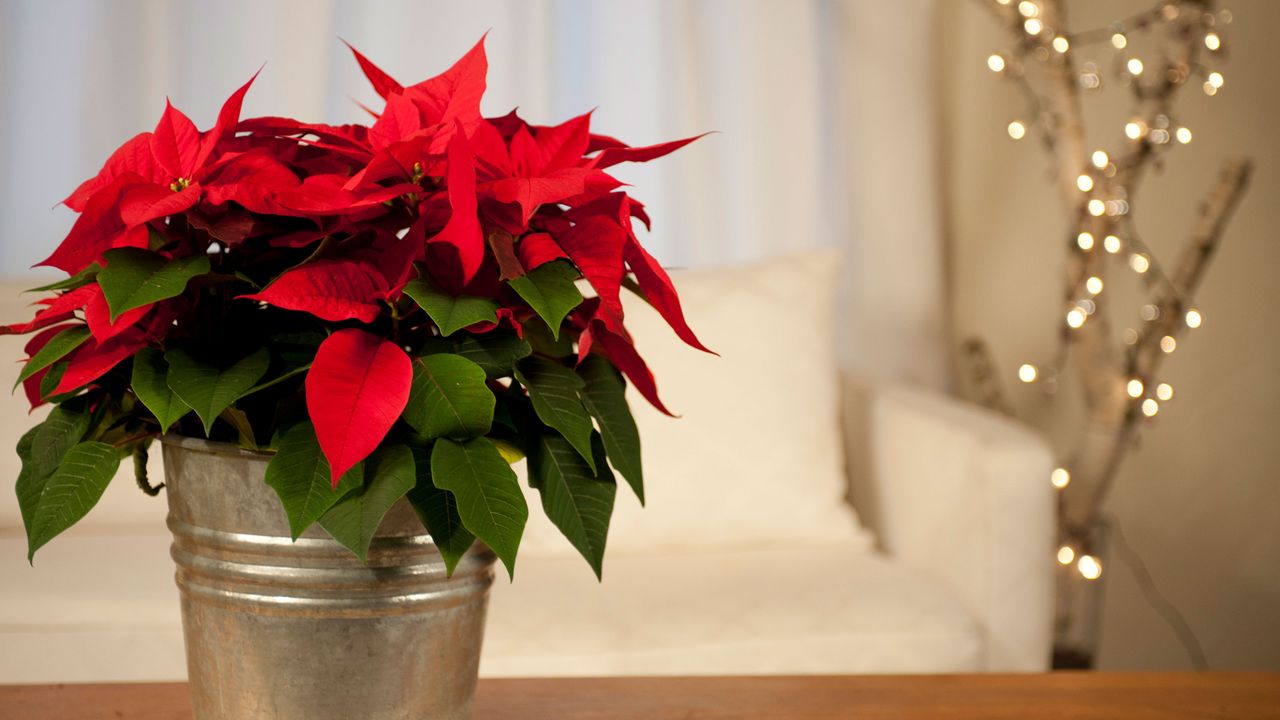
[[14, 426, 47, 541], [26, 441, 122, 561], [514, 356, 596, 472], [320, 445, 416, 562], [430, 437, 527, 579], [264, 422, 364, 540], [130, 348, 192, 433], [405, 442, 475, 575], [25, 264, 101, 293], [450, 333, 532, 378], [165, 347, 270, 435], [15, 326, 91, 387], [219, 407, 258, 449], [507, 261, 583, 340], [529, 432, 616, 579], [404, 355, 494, 440], [98, 248, 211, 320], [30, 405, 92, 481], [577, 355, 644, 504], [404, 278, 499, 336]]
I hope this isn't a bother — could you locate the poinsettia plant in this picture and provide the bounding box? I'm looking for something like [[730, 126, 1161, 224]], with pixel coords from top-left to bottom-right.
[[4, 38, 706, 578]]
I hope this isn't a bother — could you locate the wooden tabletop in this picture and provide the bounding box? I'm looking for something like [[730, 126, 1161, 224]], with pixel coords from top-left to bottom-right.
[[1, 673, 1277, 719]]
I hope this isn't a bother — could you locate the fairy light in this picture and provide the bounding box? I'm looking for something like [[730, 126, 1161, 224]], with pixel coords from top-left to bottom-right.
[[1058, 546, 1076, 565], [1091, 150, 1109, 169], [1053, 36, 1070, 54], [1018, 1, 1039, 17], [1111, 32, 1128, 49], [1205, 32, 1221, 51], [1025, 18, 1044, 35], [1156, 382, 1174, 401], [1076, 232, 1095, 250], [1078, 555, 1103, 580], [1185, 308, 1203, 328], [1103, 235, 1122, 253], [1051, 467, 1071, 489], [1066, 307, 1087, 328], [1126, 378, 1145, 398], [1127, 58, 1144, 76], [988, 54, 1007, 73], [1086, 276, 1103, 295], [1017, 363, 1038, 383], [1125, 120, 1146, 140], [1161, 335, 1177, 353], [1208, 71, 1225, 89], [1142, 398, 1160, 417], [1087, 199, 1106, 216], [1176, 127, 1193, 144], [1140, 304, 1160, 322], [1204, 81, 1219, 97], [1076, 174, 1095, 192], [1129, 253, 1150, 274], [1008, 120, 1027, 140]]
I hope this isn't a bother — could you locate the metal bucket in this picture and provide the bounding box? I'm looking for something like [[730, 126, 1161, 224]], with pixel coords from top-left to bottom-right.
[[162, 437, 496, 720]]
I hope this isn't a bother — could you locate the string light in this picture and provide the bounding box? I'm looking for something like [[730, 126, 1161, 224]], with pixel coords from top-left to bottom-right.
[[1125, 120, 1146, 140], [1142, 398, 1160, 417], [1111, 32, 1128, 49], [1086, 276, 1103, 294], [1127, 378, 1145, 398], [1087, 199, 1106, 216], [1008, 120, 1027, 140], [1077, 232, 1095, 250], [1205, 32, 1221, 51], [1051, 467, 1071, 489], [988, 54, 1007, 73], [1204, 81, 1218, 97], [1127, 58, 1145, 76], [1129, 253, 1150, 273], [1156, 382, 1174, 401], [1018, 1, 1040, 17], [1176, 127, 1193, 144], [1161, 335, 1177, 353], [1025, 18, 1044, 35], [1103, 235, 1122, 253], [1185, 308, 1203, 328], [1140, 304, 1160, 321], [1058, 546, 1076, 564], [1053, 36, 1070, 54], [1123, 328, 1140, 345], [1018, 363, 1039, 383], [1091, 150, 1109, 169], [1207, 71, 1225, 89], [1078, 555, 1103, 580], [1076, 174, 1095, 192], [1066, 307, 1087, 328]]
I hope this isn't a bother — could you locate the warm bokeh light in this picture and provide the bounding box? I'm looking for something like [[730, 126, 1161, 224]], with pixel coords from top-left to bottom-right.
[[1185, 308, 1203, 328], [1078, 555, 1102, 580], [1076, 232, 1095, 250], [1205, 32, 1221, 51], [1127, 378, 1145, 398], [1127, 58, 1144, 76], [1142, 398, 1160, 417], [1086, 276, 1103, 295], [1129, 253, 1150, 273], [1018, 363, 1038, 383], [1156, 382, 1174, 401], [1066, 308, 1086, 328], [1008, 120, 1027, 140], [1058, 546, 1076, 565], [988, 54, 1006, 73], [1161, 335, 1177, 353], [1051, 468, 1071, 489], [1103, 235, 1122, 254]]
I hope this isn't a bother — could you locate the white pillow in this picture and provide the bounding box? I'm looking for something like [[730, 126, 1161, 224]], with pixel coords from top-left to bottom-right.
[[519, 249, 873, 558]]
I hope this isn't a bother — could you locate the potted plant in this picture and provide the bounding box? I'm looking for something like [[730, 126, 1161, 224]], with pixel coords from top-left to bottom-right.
[[4, 37, 706, 720]]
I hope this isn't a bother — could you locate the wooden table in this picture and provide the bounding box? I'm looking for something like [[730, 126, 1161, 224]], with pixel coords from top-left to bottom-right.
[[1, 674, 1277, 719]]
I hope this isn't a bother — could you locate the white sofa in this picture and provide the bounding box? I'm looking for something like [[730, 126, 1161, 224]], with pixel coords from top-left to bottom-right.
[[0, 251, 1055, 682]]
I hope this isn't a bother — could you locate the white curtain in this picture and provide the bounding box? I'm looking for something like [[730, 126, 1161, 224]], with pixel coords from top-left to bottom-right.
[[0, 0, 947, 388]]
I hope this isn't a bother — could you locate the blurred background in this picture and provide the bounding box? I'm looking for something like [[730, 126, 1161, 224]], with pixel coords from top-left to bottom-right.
[[0, 0, 1275, 673]]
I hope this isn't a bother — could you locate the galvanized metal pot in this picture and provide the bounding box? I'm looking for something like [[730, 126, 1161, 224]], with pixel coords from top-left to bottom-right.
[[161, 437, 497, 720]]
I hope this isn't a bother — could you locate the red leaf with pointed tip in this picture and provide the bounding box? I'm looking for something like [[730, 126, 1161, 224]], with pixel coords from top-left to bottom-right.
[[406, 35, 487, 129], [0, 285, 91, 335], [240, 259, 388, 323], [193, 71, 260, 170], [557, 215, 628, 327], [582, 318, 673, 416], [427, 127, 484, 285], [343, 41, 405, 100], [306, 329, 411, 486], [590, 133, 708, 169], [516, 232, 568, 271], [64, 133, 163, 211], [53, 327, 149, 395], [152, 100, 201, 179], [624, 239, 711, 353], [270, 174, 417, 216], [200, 149, 301, 213], [40, 175, 141, 274]]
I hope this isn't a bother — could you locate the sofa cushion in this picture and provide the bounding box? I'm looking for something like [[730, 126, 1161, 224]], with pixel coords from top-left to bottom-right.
[[483, 544, 984, 675], [520, 250, 873, 557]]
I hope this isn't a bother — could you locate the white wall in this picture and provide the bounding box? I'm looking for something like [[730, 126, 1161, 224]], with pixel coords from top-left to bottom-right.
[[940, 0, 1280, 669]]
